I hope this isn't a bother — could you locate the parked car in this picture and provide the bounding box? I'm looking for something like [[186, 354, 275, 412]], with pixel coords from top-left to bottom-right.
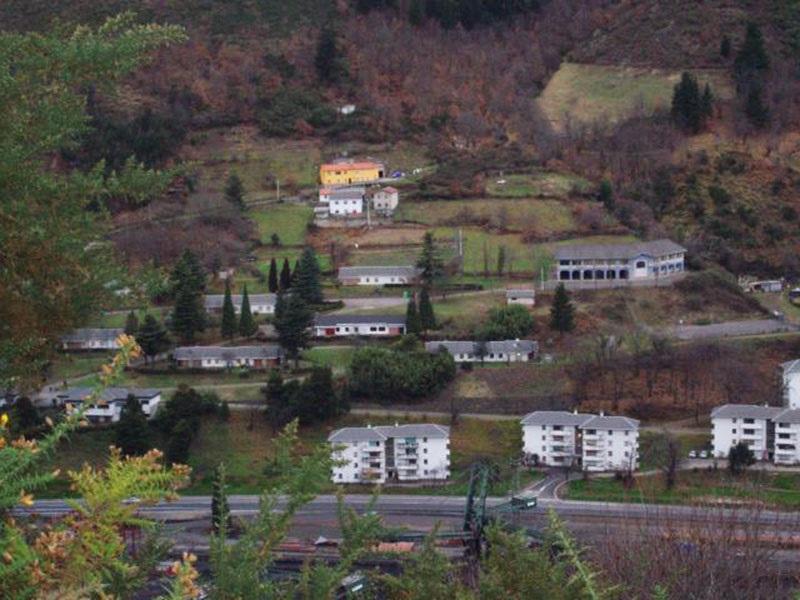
[[688, 450, 697, 459], [699, 450, 709, 459]]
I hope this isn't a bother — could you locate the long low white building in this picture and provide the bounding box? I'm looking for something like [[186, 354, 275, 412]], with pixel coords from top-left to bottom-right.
[[314, 315, 406, 337], [55, 387, 161, 424], [60, 328, 123, 351], [521, 411, 640, 472], [174, 346, 281, 369], [425, 340, 538, 363], [205, 294, 276, 315], [329, 424, 450, 483], [337, 266, 420, 286]]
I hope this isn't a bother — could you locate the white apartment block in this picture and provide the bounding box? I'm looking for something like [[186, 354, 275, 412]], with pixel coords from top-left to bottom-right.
[[781, 359, 800, 409], [520, 411, 640, 472], [329, 424, 450, 484], [773, 409, 800, 465], [328, 187, 365, 216], [710, 404, 781, 461]]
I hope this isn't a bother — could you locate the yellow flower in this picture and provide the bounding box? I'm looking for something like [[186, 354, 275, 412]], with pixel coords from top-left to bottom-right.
[[0, 413, 8, 426], [20, 493, 34, 507]]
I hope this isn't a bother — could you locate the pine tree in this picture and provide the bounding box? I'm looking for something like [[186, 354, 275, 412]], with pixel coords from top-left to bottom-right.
[[292, 259, 300, 284], [211, 463, 231, 535], [116, 395, 151, 457], [598, 180, 614, 210], [409, 0, 425, 25], [280, 258, 292, 290], [744, 83, 769, 128], [734, 22, 769, 81], [295, 246, 324, 305], [671, 72, 706, 133], [221, 279, 237, 340], [720, 35, 731, 58], [416, 231, 444, 288], [225, 170, 245, 210], [170, 249, 206, 296], [419, 287, 436, 331], [314, 26, 347, 84], [549, 282, 575, 334], [701, 84, 714, 122], [172, 286, 204, 343], [238, 285, 258, 337], [274, 291, 313, 367], [124, 311, 139, 336], [406, 298, 422, 335], [137, 314, 170, 363], [268, 258, 278, 293]]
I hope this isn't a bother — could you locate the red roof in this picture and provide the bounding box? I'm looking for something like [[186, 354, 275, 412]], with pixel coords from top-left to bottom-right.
[[382, 186, 398, 193], [320, 162, 381, 172]]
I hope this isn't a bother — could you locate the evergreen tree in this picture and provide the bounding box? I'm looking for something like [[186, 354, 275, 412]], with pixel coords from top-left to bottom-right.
[[273, 291, 313, 367], [734, 22, 769, 81], [9, 397, 41, 437], [416, 231, 444, 288], [315, 26, 345, 84], [406, 298, 422, 335], [728, 441, 756, 475], [720, 35, 731, 58], [219, 400, 231, 421], [671, 72, 708, 133], [294, 246, 324, 305], [744, 83, 769, 128], [409, 0, 425, 25], [238, 285, 258, 337], [549, 283, 575, 334], [221, 279, 237, 340], [124, 311, 139, 336], [264, 371, 292, 429], [419, 287, 436, 331], [137, 314, 170, 363], [598, 179, 614, 210], [172, 285, 204, 343], [280, 258, 292, 290], [701, 84, 714, 122], [292, 259, 300, 284], [268, 258, 278, 293], [166, 418, 194, 464], [170, 249, 206, 296], [115, 395, 151, 457], [211, 463, 231, 535], [290, 367, 341, 425], [225, 170, 245, 210]]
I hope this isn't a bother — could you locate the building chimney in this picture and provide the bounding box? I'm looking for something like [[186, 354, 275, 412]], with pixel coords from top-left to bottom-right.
[[599, 410, 605, 417], [573, 408, 578, 415]]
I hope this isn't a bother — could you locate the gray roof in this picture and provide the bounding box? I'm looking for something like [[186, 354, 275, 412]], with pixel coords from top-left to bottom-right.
[[205, 294, 276, 309], [174, 345, 281, 360], [338, 266, 420, 279], [580, 415, 640, 431], [329, 187, 365, 202], [56, 387, 160, 404], [520, 411, 594, 427], [781, 359, 800, 375], [554, 239, 686, 261], [506, 289, 535, 298], [315, 314, 406, 327], [328, 423, 449, 443], [61, 328, 124, 343], [425, 340, 538, 355], [710, 404, 783, 420], [774, 409, 800, 424]]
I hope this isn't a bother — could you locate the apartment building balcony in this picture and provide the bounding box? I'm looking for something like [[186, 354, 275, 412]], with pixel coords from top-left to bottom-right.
[[396, 441, 419, 449], [361, 468, 383, 479]]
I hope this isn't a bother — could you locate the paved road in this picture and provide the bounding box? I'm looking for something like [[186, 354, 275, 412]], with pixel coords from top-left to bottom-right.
[[665, 318, 798, 341]]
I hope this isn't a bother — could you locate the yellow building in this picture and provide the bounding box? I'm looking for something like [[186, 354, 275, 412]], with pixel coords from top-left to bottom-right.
[[320, 161, 383, 186]]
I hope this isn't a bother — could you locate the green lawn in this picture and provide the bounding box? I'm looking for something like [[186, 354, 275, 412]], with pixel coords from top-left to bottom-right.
[[88, 307, 170, 329], [483, 173, 591, 199], [565, 470, 800, 509], [249, 203, 312, 246], [302, 347, 356, 374], [47, 353, 113, 382]]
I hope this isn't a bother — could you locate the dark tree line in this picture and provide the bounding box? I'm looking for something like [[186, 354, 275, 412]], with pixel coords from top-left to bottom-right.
[[670, 72, 714, 134], [357, 0, 541, 30], [263, 368, 347, 428]]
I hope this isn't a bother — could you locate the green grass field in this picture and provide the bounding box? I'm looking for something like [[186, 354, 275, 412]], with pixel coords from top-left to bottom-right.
[[538, 63, 734, 129], [47, 354, 114, 382], [484, 172, 591, 199], [249, 203, 312, 246], [302, 347, 356, 374], [565, 470, 800, 509]]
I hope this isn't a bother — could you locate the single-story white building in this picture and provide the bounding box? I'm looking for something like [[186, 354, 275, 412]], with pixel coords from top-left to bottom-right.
[[55, 387, 162, 424], [337, 266, 420, 286], [425, 340, 538, 363], [554, 239, 686, 285], [505, 289, 536, 306], [329, 423, 450, 483], [328, 186, 365, 216], [205, 293, 276, 315], [60, 328, 124, 351], [173, 345, 281, 369], [314, 315, 406, 337]]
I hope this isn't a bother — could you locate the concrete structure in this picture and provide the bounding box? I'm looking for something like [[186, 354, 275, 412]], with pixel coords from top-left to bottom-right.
[[320, 161, 383, 186], [521, 411, 640, 472], [773, 408, 800, 465], [505, 289, 535, 306], [314, 315, 406, 337], [205, 293, 276, 315], [553, 239, 686, 286], [337, 266, 420, 286], [329, 424, 450, 483], [781, 359, 800, 409], [55, 387, 161, 424], [328, 187, 365, 216], [425, 340, 538, 363], [173, 346, 281, 369], [710, 404, 782, 461], [372, 186, 399, 215], [60, 328, 124, 351]]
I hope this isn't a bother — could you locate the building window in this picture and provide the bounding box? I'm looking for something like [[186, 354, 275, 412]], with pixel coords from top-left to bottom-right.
[[542, 435, 546, 441], [338, 473, 343, 479], [608, 430, 612, 435], [424, 448, 428, 453], [625, 431, 629, 436], [353, 463, 358, 468], [424, 459, 428, 465], [635, 261, 646, 268], [608, 451, 612, 457], [423, 437, 427, 442]]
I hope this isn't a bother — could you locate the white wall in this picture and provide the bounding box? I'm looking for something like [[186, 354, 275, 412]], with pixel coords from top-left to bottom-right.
[[331, 440, 386, 484], [784, 371, 800, 409], [355, 275, 411, 285], [522, 424, 579, 466], [711, 416, 770, 459], [330, 435, 450, 483], [774, 421, 800, 465], [582, 429, 638, 471], [330, 199, 363, 215]]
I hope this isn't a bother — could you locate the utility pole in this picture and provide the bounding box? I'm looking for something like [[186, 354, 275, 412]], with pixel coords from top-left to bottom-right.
[[276, 178, 280, 203], [365, 192, 371, 229]]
